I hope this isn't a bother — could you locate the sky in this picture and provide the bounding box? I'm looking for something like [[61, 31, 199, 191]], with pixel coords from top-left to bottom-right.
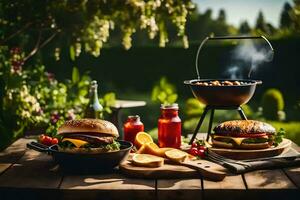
[[194, 0, 294, 28]]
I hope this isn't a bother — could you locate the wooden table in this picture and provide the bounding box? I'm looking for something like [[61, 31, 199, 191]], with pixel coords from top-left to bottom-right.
[[0, 138, 299, 200]]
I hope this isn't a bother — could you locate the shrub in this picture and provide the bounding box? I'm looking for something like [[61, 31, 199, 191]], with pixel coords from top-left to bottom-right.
[[151, 77, 178, 105], [262, 88, 285, 121], [241, 104, 254, 118], [0, 47, 116, 150], [184, 98, 205, 117]]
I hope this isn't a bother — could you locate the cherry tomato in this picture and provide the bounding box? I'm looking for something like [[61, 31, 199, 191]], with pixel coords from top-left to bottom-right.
[[39, 134, 46, 143], [51, 138, 59, 145], [198, 145, 206, 151], [197, 149, 205, 158], [191, 143, 198, 148], [42, 136, 52, 146], [189, 147, 199, 156]]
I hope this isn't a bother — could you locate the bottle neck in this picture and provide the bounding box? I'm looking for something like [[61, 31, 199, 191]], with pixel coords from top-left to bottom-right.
[[90, 86, 99, 102], [161, 109, 179, 118]]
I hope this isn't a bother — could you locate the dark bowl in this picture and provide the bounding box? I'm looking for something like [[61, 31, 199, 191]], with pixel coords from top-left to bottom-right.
[[51, 140, 132, 173], [184, 79, 262, 106], [27, 140, 132, 174]]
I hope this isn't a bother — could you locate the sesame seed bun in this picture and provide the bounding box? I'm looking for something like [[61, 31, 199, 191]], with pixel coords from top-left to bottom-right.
[[57, 119, 119, 138], [213, 120, 276, 135]]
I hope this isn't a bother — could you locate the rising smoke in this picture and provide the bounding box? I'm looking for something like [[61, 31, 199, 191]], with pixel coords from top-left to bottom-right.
[[224, 66, 242, 79], [226, 40, 274, 78]]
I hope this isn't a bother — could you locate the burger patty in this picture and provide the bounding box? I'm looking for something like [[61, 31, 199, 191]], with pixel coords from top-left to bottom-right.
[[64, 134, 114, 145], [213, 120, 276, 135]]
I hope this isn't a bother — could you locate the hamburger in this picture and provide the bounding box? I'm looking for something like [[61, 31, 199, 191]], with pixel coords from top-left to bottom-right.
[[57, 118, 120, 153], [212, 120, 277, 150]]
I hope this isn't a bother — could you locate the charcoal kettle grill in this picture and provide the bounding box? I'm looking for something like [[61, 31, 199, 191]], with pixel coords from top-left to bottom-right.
[[184, 35, 274, 144]]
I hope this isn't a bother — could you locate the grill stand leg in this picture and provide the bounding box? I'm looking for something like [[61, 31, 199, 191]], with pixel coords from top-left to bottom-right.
[[189, 106, 248, 145], [189, 106, 210, 145], [206, 109, 215, 141], [238, 107, 248, 120]]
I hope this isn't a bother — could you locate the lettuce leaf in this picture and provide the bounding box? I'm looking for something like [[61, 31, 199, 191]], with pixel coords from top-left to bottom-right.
[[274, 128, 285, 146]]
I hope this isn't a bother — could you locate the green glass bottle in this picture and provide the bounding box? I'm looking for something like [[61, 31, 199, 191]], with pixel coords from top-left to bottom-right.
[[84, 80, 104, 119]]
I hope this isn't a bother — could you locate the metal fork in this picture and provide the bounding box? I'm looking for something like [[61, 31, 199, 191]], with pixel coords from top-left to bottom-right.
[[207, 149, 251, 168]]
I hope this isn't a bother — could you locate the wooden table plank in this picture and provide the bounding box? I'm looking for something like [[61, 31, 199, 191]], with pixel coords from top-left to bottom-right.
[[0, 164, 11, 174], [244, 170, 296, 189], [203, 174, 246, 200], [0, 149, 62, 188], [203, 174, 245, 189], [0, 138, 34, 174], [284, 167, 300, 189], [282, 142, 300, 189], [60, 173, 156, 200], [0, 148, 63, 200], [157, 178, 202, 200], [242, 170, 299, 200]]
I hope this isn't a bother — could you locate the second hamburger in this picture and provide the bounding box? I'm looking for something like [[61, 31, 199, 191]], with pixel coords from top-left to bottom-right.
[[212, 120, 276, 150]]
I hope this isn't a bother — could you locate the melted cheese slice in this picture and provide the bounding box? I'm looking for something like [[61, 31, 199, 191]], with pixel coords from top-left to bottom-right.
[[213, 135, 268, 146], [213, 136, 245, 145], [62, 138, 88, 148]]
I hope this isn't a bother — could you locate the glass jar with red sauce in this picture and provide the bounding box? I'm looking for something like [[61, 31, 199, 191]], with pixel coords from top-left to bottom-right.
[[123, 115, 144, 144], [158, 104, 181, 148]]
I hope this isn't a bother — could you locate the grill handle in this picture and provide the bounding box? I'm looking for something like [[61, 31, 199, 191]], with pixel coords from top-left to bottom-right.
[[195, 35, 274, 80]]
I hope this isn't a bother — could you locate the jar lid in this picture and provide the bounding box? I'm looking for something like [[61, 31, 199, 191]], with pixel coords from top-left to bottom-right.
[[160, 103, 179, 110], [127, 115, 140, 120]]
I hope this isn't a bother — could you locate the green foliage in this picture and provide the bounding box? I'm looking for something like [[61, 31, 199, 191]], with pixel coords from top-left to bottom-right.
[[289, 0, 300, 33], [100, 92, 116, 117], [185, 98, 205, 117], [186, 8, 235, 42], [183, 117, 203, 133], [71, 67, 80, 84], [262, 89, 285, 121], [241, 104, 254, 117], [274, 128, 285, 146], [151, 77, 178, 105], [255, 11, 270, 34], [268, 121, 300, 146], [239, 21, 251, 34], [147, 128, 158, 143], [0, 0, 195, 58], [280, 2, 293, 29], [70, 46, 76, 62], [217, 9, 226, 23], [0, 47, 116, 148]]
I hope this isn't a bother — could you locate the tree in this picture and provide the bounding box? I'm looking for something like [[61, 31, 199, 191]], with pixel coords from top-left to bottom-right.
[[255, 10, 269, 33], [0, 1, 195, 60], [217, 9, 226, 23], [239, 21, 251, 34], [280, 2, 293, 29], [290, 0, 300, 31], [266, 23, 276, 35]]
